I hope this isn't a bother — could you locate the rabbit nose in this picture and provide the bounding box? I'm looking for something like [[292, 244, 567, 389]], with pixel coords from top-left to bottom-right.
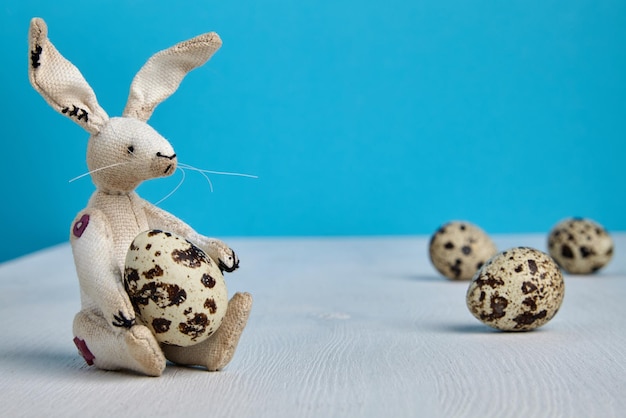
[[156, 152, 177, 175], [156, 152, 177, 160]]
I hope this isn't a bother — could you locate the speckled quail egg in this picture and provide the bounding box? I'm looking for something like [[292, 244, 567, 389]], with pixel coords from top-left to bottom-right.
[[429, 221, 498, 280], [547, 218, 614, 274], [124, 230, 228, 347], [466, 247, 565, 331]]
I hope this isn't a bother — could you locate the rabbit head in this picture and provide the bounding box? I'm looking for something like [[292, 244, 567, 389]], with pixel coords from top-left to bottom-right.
[[28, 18, 222, 194], [86, 118, 177, 193]]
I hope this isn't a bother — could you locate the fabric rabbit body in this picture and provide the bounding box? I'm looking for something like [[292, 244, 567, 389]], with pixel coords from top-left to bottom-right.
[[28, 18, 252, 376]]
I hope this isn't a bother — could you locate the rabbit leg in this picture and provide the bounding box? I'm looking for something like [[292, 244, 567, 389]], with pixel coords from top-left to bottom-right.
[[73, 310, 166, 376], [162, 292, 252, 371]]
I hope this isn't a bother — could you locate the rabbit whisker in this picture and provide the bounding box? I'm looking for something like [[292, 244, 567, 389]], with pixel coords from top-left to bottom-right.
[[154, 166, 187, 205], [178, 163, 258, 179], [177, 163, 214, 192], [68, 162, 130, 183]]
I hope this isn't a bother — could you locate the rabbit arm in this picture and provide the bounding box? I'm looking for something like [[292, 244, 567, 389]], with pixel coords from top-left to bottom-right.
[[142, 203, 239, 273], [70, 210, 136, 331]]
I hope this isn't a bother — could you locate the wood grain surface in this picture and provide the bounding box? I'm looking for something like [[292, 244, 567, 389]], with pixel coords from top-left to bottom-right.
[[0, 234, 624, 417]]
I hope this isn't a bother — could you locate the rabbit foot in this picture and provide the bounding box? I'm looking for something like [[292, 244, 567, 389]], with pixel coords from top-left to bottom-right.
[[204, 292, 252, 370], [125, 325, 166, 377], [74, 312, 166, 376], [162, 292, 252, 371]]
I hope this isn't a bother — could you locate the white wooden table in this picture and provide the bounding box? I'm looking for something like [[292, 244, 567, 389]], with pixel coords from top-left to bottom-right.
[[1, 234, 625, 418]]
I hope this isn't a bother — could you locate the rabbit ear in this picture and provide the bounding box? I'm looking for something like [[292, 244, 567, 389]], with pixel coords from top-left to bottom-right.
[[28, 18, 108, 134], [123, 32, 222, 122]]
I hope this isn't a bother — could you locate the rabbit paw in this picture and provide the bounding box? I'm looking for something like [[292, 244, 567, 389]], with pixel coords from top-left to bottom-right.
[[205, 240, 239, 272], [218, 248, 240, 273], [112, 310, 136, 328]]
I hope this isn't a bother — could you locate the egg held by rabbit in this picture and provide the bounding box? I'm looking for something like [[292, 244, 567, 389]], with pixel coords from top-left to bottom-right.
[[124, 230, 228, 347]]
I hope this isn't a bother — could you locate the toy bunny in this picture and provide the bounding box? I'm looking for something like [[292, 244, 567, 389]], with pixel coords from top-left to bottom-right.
[[28, 17, 252, 376]]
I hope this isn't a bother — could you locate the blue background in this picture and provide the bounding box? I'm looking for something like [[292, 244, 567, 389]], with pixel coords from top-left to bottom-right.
[[1, 0, 624, 263]]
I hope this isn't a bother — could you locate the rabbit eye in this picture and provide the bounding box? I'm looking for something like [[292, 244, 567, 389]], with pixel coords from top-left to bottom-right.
[[127, 145, 135, 154]]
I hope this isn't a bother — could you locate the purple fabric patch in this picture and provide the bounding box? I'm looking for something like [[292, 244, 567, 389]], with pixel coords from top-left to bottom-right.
[[73, 214, 90, 238], [73, 337, 95, 366]]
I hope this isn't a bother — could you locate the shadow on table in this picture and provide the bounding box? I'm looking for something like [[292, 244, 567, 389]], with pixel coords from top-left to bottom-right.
[[0, 346, 82, 376], [440, 323, 501, 334], [392, 274, 452, 283], [431, 322, 551, 335], [0, 345, 170, 381]]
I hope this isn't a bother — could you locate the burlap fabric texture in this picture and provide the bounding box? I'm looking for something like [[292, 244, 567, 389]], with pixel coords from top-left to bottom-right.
[[28, 17, 252, 376]]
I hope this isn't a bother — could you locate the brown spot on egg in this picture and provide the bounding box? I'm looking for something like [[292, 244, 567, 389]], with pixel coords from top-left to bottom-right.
[[449, 259, 462, 278], [130, 282, 187, 308], [480, 295, 508, 321], [522, 297, 537, 311], [580, 246, 594, 258], [130, 282, 158, 306], [561, 244, 574, 259], [171, 244, 207, 268], [521, 281, 538, 294], [165, 284, 187, 306], [475, 273, 504, 288], [152, 318, 171, 333], [513, 310, 547, 328], [204, 298, 218, 314], [125, 267, 140, 284], [142, 265, 163, 280], [201, 273, 216, 288], [178, 313, 209, 340]]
